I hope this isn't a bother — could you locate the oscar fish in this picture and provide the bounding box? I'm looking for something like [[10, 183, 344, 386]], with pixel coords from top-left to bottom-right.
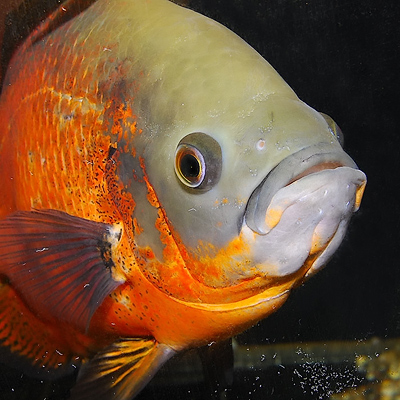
[[0, 0, 366, 398]]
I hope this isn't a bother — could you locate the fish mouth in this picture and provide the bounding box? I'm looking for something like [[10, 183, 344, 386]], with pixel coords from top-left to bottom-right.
[[245, 143, 360, 234], [243, 143, 366, 277]]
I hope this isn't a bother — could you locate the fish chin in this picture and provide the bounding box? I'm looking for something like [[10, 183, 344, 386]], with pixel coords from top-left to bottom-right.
[[242, 165, 366, 278]]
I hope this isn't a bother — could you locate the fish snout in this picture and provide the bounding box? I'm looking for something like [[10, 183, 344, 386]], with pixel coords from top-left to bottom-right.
[[243, 144, 366, 277]]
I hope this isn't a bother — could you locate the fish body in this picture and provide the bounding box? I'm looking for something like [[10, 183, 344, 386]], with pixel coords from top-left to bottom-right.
[[0, 0, 366, 398]]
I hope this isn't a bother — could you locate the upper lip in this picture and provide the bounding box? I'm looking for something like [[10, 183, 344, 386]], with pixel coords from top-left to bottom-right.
[[244, 143, 359, 235]]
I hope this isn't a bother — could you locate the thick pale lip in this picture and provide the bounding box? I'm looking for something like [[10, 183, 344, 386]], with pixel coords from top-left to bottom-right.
[[244, 143, 359, 235]]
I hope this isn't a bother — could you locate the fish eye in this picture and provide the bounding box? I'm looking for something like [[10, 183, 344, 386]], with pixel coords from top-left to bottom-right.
[[320, 112, 344, 146], [174, 132, 222, 191], [175, 145, 205, 187]]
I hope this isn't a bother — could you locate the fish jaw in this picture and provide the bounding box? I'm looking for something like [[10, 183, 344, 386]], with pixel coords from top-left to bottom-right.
[[241, 145, 367, 279]]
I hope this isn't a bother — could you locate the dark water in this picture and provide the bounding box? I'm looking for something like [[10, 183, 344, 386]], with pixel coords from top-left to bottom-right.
[[0, 0, 399, 399]]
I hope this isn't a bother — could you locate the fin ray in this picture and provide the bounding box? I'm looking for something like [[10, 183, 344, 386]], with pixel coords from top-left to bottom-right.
[[70, 338, 175, 400], [0, 209, 124, 331]]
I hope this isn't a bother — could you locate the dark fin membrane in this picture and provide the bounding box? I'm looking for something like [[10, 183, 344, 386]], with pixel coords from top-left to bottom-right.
[[0, 209, 124, 331], [0, 275, 80, 379], [1, 0, 96, 90], [70, 338, 175, 400]]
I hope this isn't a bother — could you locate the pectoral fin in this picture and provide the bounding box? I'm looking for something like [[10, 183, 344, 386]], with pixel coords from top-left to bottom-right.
[[70, 338, 176, 400], [0, 209, 125, 331]]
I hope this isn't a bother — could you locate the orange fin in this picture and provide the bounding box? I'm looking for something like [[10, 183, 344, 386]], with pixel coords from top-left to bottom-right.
[[0, 209, 124, 331], [70, 338, 175, 400], [0, 275, 80, 378]]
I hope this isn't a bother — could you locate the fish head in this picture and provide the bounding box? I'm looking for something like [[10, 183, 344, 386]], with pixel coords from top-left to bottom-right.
[[138, 100, 366, 291], [124, 98, 366, 317], [96, 0, 366, 321]]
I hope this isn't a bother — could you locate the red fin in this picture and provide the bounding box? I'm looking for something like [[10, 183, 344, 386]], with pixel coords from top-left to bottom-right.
[[70, 338, 175, 400], [0, 210, 124, 331], [0, 275, 80, 378]]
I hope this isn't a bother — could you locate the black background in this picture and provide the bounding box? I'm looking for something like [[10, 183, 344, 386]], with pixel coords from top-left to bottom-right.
[[0, 0, 399, 399]]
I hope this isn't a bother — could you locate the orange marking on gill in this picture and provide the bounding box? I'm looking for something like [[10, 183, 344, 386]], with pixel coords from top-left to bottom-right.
[[105, 101, 136, 145], [137, 156, 199, 299], [133, 217, 144, 235], [104, 150, 136, 230]]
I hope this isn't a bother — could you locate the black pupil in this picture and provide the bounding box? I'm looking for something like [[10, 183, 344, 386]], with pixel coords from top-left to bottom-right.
[[181, 153, 200, 180]]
